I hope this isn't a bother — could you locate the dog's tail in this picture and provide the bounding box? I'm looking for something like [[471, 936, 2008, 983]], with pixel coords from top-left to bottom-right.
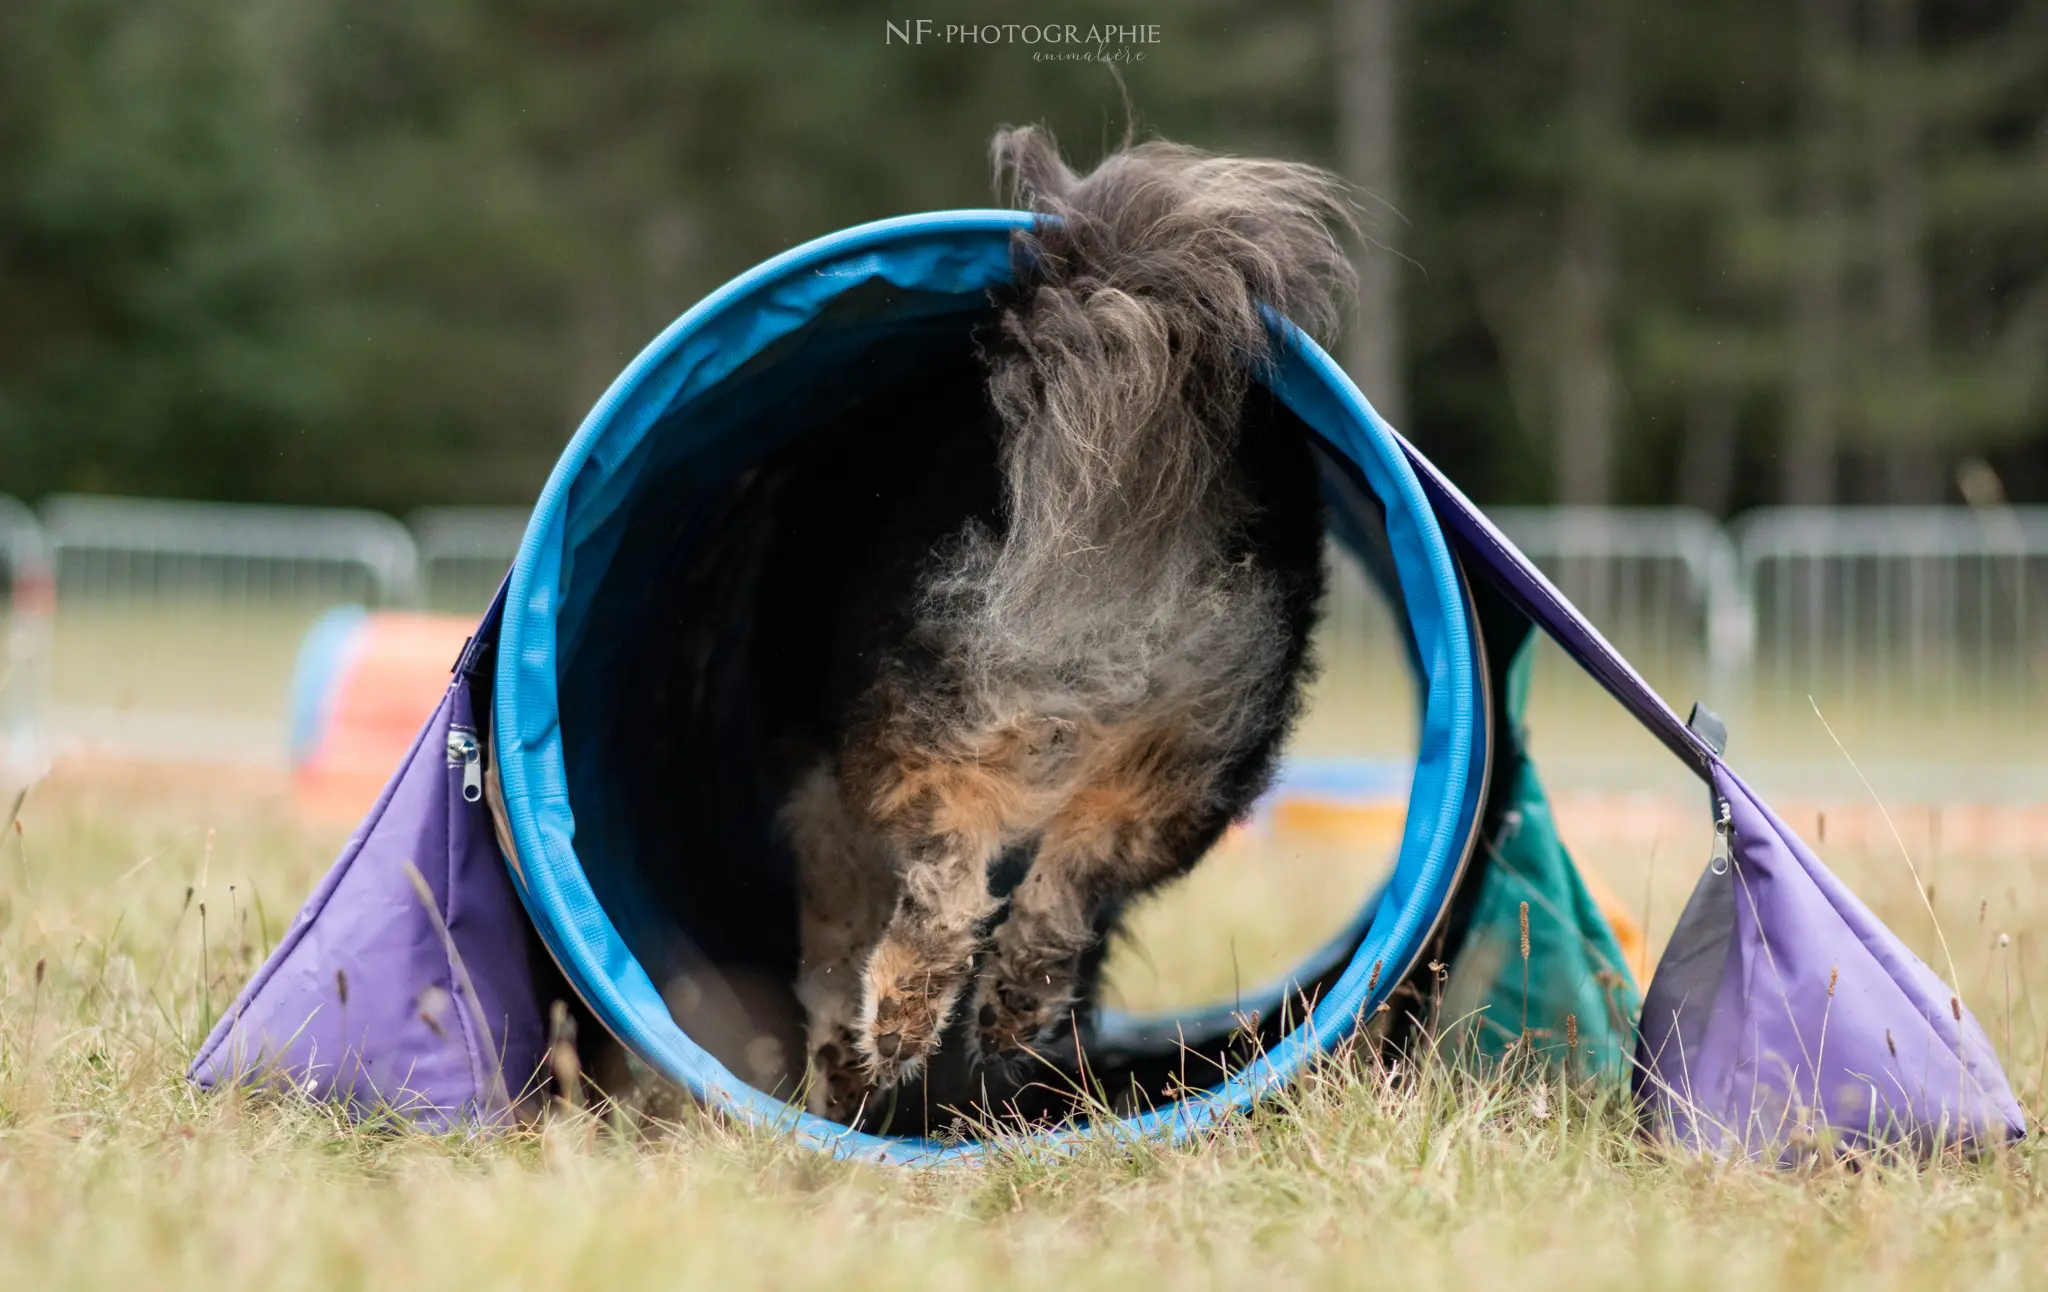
[[976, 125, 1356, 641]]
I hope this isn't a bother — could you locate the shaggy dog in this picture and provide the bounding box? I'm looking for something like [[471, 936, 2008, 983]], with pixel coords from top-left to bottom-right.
[[751, 126, 1357, 1123]]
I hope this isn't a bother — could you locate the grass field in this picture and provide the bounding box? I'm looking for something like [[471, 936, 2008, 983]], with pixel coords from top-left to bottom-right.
[[2, 758, 2044, 1291]]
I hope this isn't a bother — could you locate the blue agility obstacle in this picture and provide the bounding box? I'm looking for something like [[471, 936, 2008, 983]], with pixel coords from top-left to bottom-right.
[[194, 211, 2021, 1165]]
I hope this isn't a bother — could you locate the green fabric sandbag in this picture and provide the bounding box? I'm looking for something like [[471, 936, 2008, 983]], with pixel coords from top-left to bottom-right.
[[1437, 631, 1642, 1082]]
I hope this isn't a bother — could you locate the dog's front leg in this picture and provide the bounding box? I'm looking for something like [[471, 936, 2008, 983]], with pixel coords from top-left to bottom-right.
[[785, 764, 897, 1123], [976, 738, 1222, 1062], [856, 774, 1010, 1087]]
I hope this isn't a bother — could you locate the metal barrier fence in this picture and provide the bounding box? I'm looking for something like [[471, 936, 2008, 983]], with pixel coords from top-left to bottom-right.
[[1738, 507, 2046, 684], [0, 494, 54, 783], [1450, 507, 1746, 791], [409, 506, 530, 612], [1733, 506, 2047, 780], [1312, 505, 2045, 793], [40, 495, 420, 761], [0, 496, 2040, 791], [1488, 507, 1751, 699]]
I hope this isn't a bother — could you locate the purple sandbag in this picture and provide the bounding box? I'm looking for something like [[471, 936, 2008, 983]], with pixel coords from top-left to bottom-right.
[[1397, 439, 2023, 1159], [190, 678, 546, 1127], [1636, 765, 2024, 1159]]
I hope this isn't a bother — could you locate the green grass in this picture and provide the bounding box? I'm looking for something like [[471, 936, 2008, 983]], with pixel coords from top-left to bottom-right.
[[2, 765, 2045, 1291], [49, 603, 336, 724]]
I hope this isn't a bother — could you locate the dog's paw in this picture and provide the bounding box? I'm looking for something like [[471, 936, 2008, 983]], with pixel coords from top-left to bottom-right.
[[972, 968, 1071, 1063], [859, 936, 968, 1086], [805, 1034, 873, 1124]]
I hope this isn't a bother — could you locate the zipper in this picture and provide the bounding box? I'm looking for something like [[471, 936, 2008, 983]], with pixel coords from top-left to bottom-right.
[[1708, 796, 1733, 875], [447, 726, 484, 804]]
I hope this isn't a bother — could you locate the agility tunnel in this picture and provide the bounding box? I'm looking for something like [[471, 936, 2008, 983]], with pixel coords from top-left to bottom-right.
[[288, 607, 478, 823], [193, 210, 2023, 1163]]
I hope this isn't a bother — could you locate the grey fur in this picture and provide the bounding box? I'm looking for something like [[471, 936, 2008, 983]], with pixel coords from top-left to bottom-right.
[[924, 126, 1357, 740], [791, 126, 1358, 1109]]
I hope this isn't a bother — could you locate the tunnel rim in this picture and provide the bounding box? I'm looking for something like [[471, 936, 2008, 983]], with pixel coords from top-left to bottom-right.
[[491, 209, 1480, 1164]]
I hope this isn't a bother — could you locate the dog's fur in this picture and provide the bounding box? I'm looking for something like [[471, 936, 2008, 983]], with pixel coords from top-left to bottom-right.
[[753, 127, 1356, 1121]]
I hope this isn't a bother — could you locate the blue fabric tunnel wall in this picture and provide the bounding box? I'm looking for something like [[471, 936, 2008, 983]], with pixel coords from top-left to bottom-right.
[[487, 211, 1491, 1163]]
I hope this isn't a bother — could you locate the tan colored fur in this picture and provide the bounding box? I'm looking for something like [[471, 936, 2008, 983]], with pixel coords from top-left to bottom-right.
[[974, 723, 1217, 1058], [794, 697, 1233, 1100]]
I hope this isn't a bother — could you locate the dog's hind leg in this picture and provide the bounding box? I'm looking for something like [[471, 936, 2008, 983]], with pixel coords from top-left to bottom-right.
[[785, 763, 898, 1122], [974, 729, 1228, 1061]]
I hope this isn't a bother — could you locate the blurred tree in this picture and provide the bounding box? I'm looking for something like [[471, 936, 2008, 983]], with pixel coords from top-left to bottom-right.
[[1783, 0, 1851, 504], [6, 0, 1347, 510], [1401, 0, 1564, 503], [1556, 0, 2047, 509], [0, 0, 320, 499], [1871, 0, 1936, 499], [1845, 0, 2048, 501], [1335, 0, 1406, 427], [1551, 0, 1623, 503], [0, 0, 2042, 510]]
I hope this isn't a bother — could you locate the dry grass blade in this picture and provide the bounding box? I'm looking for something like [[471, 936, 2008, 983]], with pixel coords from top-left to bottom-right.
[[1807, 695, 1965, 1003]]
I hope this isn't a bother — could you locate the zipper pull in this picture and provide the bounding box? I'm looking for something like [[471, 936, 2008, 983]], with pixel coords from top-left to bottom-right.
[[447, 727, 484, 804], [1708, 796, 1733, 875]]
